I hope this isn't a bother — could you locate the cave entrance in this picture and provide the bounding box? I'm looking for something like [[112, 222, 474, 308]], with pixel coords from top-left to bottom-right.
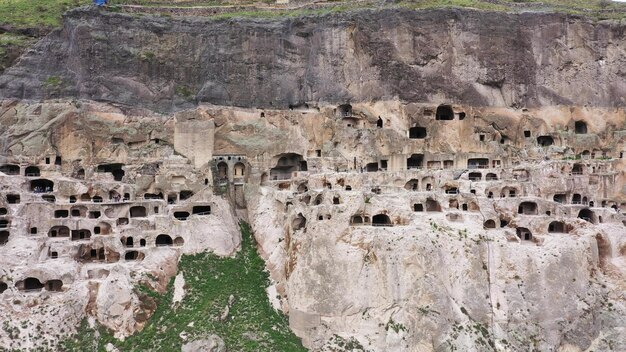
[[270, 153, 307, 180], [46, 280, 63, 292], [0, 164, 19, 175], [518, 202, 538, 215], [407, 154, 424, 170], [372, 214, 392, 226], [31, 179, 54, 193], [156, 234, 173, 246], [23, 278, 44, 292], [25, 166, 40, 177], [483, 220, 496, 229], [435, 105, 454, 120], [0, 231, 9, 245], [468, 158, 489, 169], [516, 227, 532, 241], [537, 136, 554, 146], [97, 163, 125, 181], [217, 162, 228, 179], [409, 126, 427, 139], [578, 208, 596, 224], [366, 162, 379, 172], [130, 206, 147, 218], [71, 229, 91, 241], [192, 205, 211, 215], [174, 211, 190, 220], [405, 179, 419, 191], [548, 221, 566, 233], [426, 199, 441, 212]]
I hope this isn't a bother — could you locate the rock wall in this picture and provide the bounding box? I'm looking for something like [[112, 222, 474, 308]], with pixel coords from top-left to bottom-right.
[[0, 100, 240, 350], [0, 5, 625, 352], [2, 7, 626, 111]]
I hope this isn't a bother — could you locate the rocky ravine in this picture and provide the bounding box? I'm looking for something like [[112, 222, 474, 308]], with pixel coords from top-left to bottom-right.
[[0, 5, 625, 352]]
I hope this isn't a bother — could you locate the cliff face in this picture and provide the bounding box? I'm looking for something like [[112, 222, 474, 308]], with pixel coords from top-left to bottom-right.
[[2, 7, 626, 111], [1, 5, 626, 352]]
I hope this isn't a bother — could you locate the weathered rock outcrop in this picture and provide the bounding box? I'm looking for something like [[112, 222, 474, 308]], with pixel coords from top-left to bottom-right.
[[2, 7, 626, 111], [1, 5, 626, 352]]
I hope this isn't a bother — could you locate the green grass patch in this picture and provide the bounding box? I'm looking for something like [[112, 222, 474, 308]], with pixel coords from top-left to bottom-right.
[[0, 0, 90, 28], [62, 222, 306, 352], [3, 0, 626, 29]]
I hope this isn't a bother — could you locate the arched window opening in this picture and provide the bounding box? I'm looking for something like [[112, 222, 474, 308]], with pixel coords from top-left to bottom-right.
[[338, 104, 352, 118], [516, 228, 533, 241], [234, 163, 245, 177], [156, 234, 173, 246], [351, 215, 363, 225], [485, 173, 498, 181], [518, 202, 538, 215], [571, 164, 584, 175], [578, 208, 596, 224], [405, 179, 419, 191], [483, 220, 496, 229], [537, 136, 554, 147], [217, 162, 228, 180], [426, 199, 441, 212], [435, 105, 454, 120], [575, 121, 587, 134], [21, 278, 44, 292], [125, 251, 142, 261], [25, 166, 40, 177], [548, 221, 566, 233], [372, 214, 392, 226]]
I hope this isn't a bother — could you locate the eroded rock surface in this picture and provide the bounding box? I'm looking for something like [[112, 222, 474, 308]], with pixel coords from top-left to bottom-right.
[[2, 7, 626, 111], [0, 5, 625, 352]]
